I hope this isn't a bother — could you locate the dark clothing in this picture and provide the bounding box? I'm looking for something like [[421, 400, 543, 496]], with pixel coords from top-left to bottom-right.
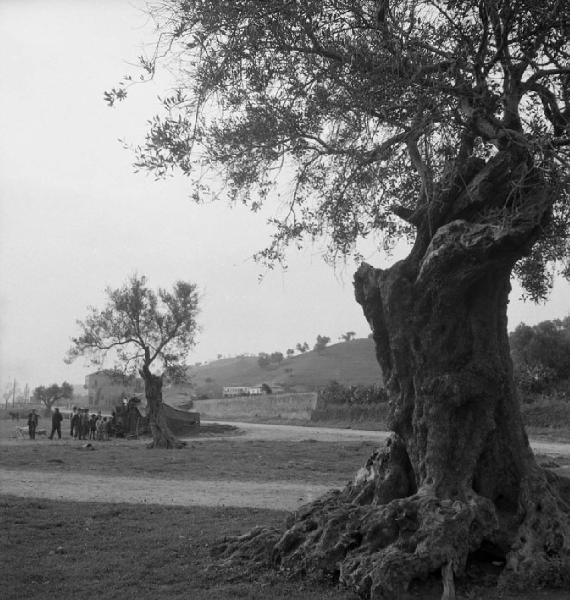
[[49, 411, 63, 440], [27, 412, 38, 440], [70, 413, 80, 438], [79, 413, 89, 440], [49, 422, 62, 439], [89, 415, 98, 440]]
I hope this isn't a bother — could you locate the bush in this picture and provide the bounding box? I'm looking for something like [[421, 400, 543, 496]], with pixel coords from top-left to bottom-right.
[[318, 381, 387, 407], [521, 398, 570, 428], [510, 317, 570, 393]]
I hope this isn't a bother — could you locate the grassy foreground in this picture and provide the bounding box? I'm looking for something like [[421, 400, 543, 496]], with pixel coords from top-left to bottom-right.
[[3, 496, 570, 600], [1, 496, 359, 600], [0, 437, 377, 486]]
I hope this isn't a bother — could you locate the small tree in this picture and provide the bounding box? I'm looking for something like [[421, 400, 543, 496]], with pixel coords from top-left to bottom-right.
[[32, 382, 73, 415], [341, 331, 356, 343], [270, 351, 284, 364], [286, 348, 295, 358], [314, 335, 331, 353], [66, 275, 200, 449], [257, 352, 271, 368], [295, 342, 309, 354]]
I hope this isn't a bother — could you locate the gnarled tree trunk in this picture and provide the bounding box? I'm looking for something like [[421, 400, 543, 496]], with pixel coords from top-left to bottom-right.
[[216, 152, 570, 597], [141, 365, 186, 449]]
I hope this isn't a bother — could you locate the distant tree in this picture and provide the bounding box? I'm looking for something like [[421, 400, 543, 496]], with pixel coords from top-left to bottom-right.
[[217, 354, 223, 360], [296, 342, 309, 354], [286, 348, 295, 358], [257, 352, 271, 368], [66, 274, 200, 449], [270, 351, 284, 364], [32, 382, 73, 415], [341, 331, 356, 343], [314, 335, 331, 353], [510, 317, 570, 392], [2, 381, 19, 408], [261, 383, 272, 394]]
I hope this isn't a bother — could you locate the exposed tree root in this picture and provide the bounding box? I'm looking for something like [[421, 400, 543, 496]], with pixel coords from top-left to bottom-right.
[[146, 437, 187, 449], [146, 424, 187, 449], [500, 466, 570, 590], [214, 436, 570, 600]]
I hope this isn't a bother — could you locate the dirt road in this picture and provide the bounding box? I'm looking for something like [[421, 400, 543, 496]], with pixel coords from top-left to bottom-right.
[[196, 420, 392, 443], [1, 422, 568, 509], [0, 468, 335, 511], [198, 421, 570, 459]]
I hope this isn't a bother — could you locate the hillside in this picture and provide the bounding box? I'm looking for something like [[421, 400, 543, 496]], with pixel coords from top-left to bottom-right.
[[175, 338, 383, 399]]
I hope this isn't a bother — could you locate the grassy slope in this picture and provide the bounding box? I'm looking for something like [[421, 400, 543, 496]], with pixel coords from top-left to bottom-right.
[[183, 338, 381, 398]]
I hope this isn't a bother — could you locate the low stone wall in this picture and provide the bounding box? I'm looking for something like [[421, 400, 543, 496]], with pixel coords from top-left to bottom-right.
[[192, 393, 318, 420]]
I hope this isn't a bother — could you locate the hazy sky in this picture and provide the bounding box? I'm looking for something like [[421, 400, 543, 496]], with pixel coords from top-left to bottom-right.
[[1, 1, 568, 392]]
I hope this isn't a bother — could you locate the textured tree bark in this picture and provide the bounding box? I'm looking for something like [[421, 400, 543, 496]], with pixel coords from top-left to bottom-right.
[[215, 153, 570, 597], [141, 366, 186, 449]]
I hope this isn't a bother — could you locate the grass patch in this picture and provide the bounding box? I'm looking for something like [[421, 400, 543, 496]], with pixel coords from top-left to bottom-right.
[[0, 496, 357, 600], [0, 437, 377, 485]]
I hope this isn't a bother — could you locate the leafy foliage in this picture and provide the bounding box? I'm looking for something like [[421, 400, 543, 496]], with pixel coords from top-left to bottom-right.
[[318, 380, 388, 406], [112, 0, 569, 295], [258, 351, 285, 368], [32, 382, 73, 411], [66, 274, 200, 378], [510, 316, 570, 393], [314, 334, 331, 352], [296, 342, 309, 354], [257, 352, 271, 368], [270, 351, 284, 364]]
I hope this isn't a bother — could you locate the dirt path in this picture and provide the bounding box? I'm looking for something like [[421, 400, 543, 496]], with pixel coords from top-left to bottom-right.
[[198, 421, 570, 459], [0, 468, 335, 511], [1, 422, 568, 509], [196, 420, 391, 443]]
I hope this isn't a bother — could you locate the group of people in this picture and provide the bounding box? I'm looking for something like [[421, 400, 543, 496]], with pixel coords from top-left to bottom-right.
[[26, 407, 115, 441], [70, 407, 112, 441]]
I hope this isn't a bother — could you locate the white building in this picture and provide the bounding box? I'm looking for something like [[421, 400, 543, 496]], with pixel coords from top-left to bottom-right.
[[222, 386, 263, 398]]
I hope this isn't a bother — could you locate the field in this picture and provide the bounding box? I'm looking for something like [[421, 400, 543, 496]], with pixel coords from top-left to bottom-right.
[[2, 419, 570, 600]]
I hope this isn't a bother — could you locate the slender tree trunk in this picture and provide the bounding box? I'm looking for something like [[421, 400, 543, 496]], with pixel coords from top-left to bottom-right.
[[215, 152, 570, 597], [141, 366, 186, 449]]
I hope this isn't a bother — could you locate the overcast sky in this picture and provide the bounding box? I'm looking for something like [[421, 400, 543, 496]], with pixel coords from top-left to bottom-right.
[[1, 0, 568, 393]]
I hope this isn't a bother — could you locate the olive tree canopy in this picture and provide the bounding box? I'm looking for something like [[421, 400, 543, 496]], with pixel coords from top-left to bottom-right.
[[109, 0, 569, 297]]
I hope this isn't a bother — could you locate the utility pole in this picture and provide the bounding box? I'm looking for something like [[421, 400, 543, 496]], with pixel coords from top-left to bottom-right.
[[12, 380, 16, 407]]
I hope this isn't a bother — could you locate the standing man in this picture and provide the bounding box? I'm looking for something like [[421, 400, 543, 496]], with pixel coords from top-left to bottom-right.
[[70, 406, 79, 438], [27, 409, 39, 440], [49, 407, 63, 440]]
